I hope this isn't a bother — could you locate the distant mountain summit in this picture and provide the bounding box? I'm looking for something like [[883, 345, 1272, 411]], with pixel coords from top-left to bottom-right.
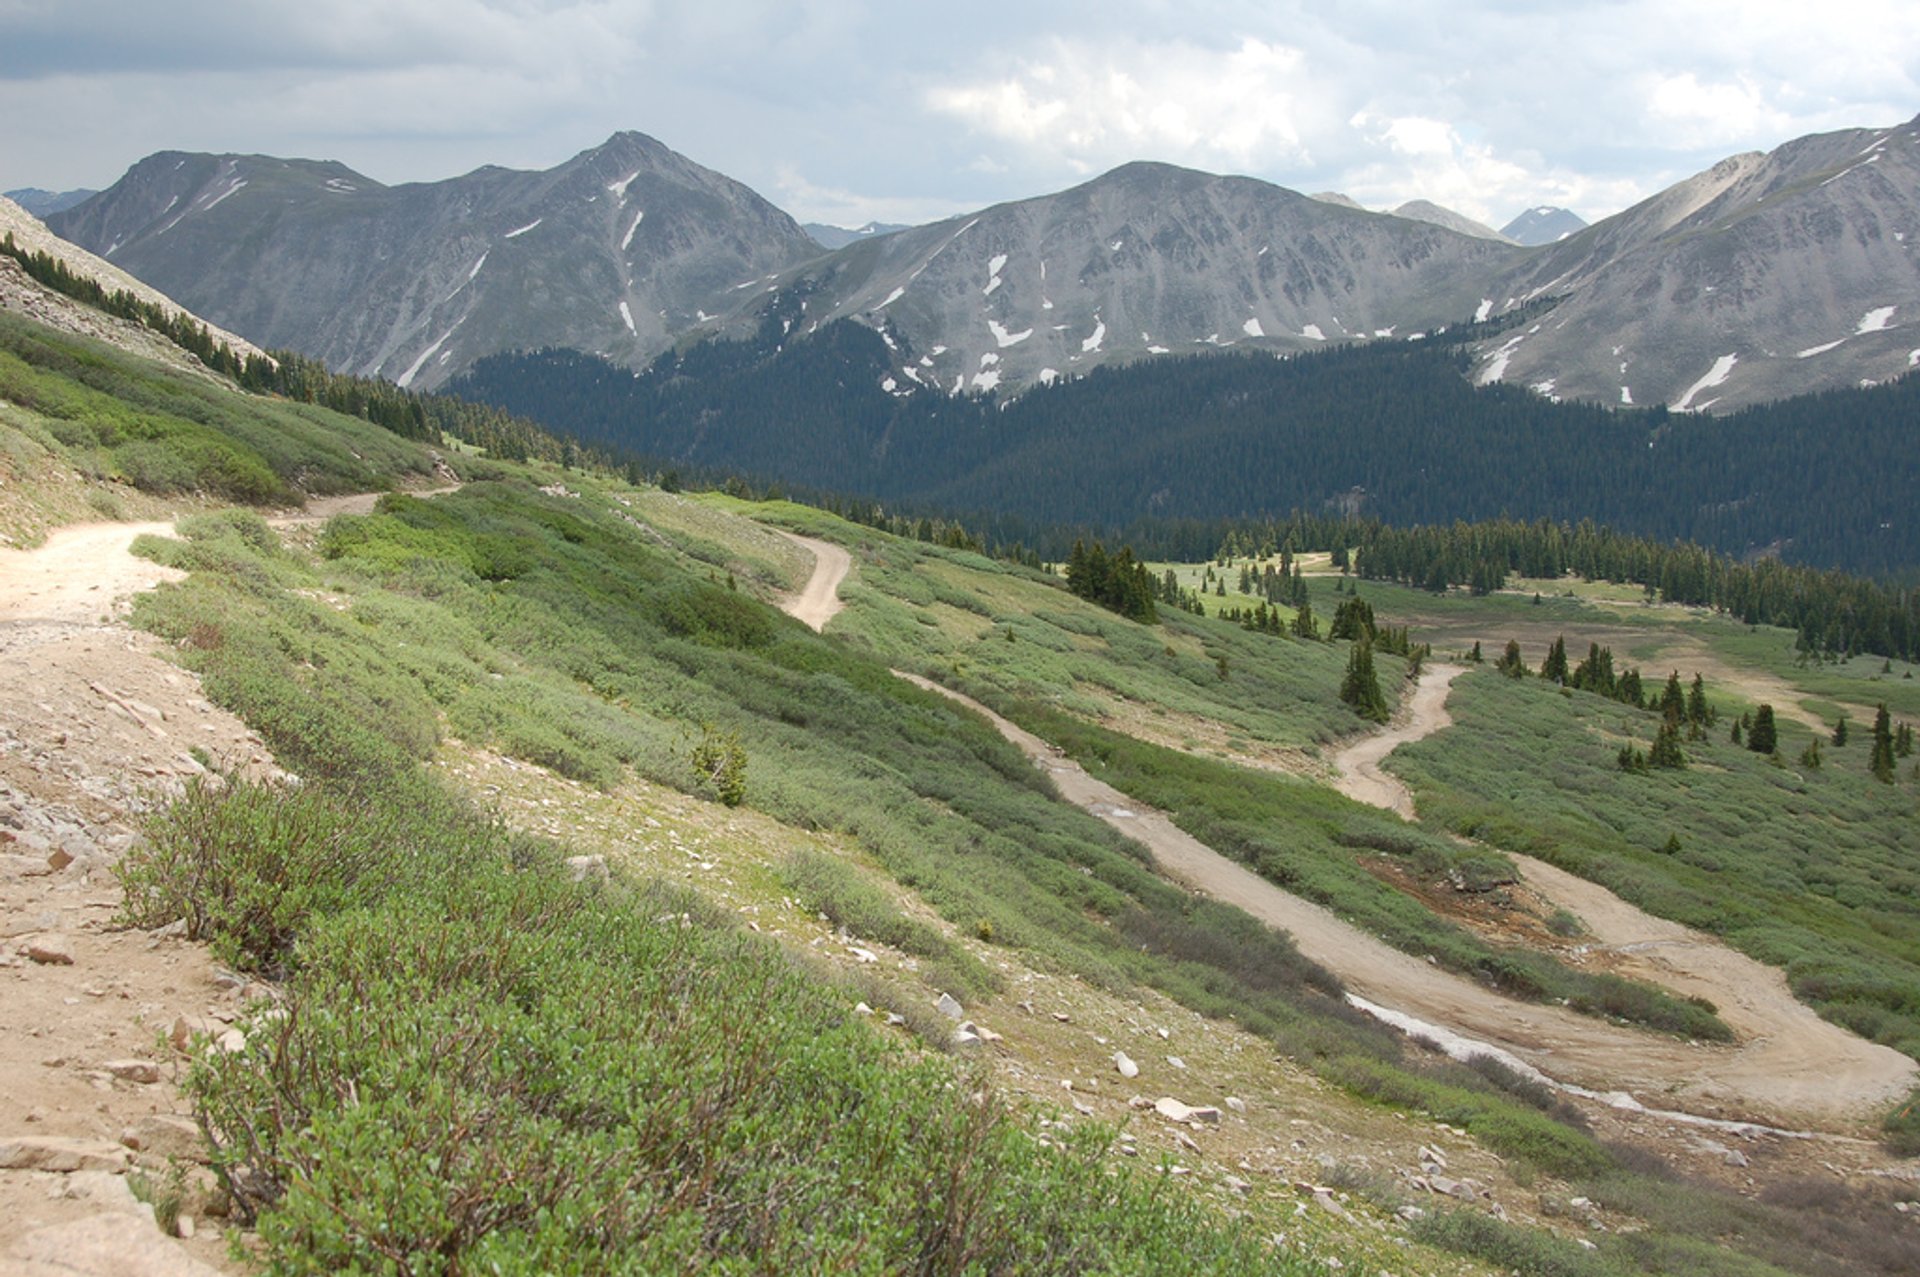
[[751, 160, 1514, 395], [803, 221, 911, 249], [48, 133, 823, 390], [1476, 115, 1920, 411], [4, 188, 97, 219], [1391, 200, 1514, 243], [1499, 206, 1587, 245], [49, 113, 1920, 413]]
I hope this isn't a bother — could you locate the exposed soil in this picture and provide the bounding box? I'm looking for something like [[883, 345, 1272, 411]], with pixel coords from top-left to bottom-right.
[[0, 514, 272, 1273], [774, 531, 851, 632], [0, 491, 411, 1272], [774, 536, 1916, 1132], [1330, 663, 1466, 817]]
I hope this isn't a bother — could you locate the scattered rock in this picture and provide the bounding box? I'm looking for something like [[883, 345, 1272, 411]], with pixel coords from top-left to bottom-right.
[[936, 992, 964, 1019], [123, 1113, 208, 1167], [168, 1014, 223, 1053], [0, 1135, 131, 1173], [1166, 1055, 1186, 1070], [102, 1058, 161, 1084], [1724, 1149, 1751, 1169], [1225, 1096, 1247, 1114], [7, 1211, 225, 1277], [1153, 1097, 1222, 1126], [1114, 1051, 1140, 1079], [1312, 1187, 1347, 1217], [24, 933, 75, 965], [564, 854, 609, 884]]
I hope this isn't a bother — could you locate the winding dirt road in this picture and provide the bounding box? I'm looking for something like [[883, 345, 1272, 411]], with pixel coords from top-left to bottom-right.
[[1331, 663, 1465, 818], [774, 531, 851, 633], [772, 537, 1916, 1128]]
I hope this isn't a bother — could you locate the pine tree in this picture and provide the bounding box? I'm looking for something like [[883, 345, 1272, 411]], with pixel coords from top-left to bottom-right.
[[1748, 704, 1778, 755], [1540, 635, 1569, 685], [1798, 737, 1823, 770], [1687, 674, 1713, 727], [1340, 638, 1390, 723], [1650, 722, 1686, 770], [1897, 722, 1914, 758], [1831, 715, 1850, 747], [1659, 672, 1687, 726], [1469, 640, 1483, 663], [1495, 639, 1527, 678], [1870, 703, 1896, 782]]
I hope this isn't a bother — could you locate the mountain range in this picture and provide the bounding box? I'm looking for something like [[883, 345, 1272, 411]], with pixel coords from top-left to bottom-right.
[[42, 114, 1920, 412]]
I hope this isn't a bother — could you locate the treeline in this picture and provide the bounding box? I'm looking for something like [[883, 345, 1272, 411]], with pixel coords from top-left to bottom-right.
[[447, 316, 1918, 577], [1353, 518, 1920, 662]]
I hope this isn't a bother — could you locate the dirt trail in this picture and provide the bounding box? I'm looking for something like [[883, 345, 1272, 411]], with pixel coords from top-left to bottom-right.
[[773, 531, 851, 632], [0, 491, 449, 1272], [768, 537, 1915, 1127], [1330, 664, 1465, 818]]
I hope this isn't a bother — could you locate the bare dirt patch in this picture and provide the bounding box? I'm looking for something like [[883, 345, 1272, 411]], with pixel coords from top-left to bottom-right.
[[0, 515, 278, 1271]]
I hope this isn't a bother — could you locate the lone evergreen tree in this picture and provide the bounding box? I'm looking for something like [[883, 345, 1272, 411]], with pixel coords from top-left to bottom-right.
[[1540, 635, 1570, 685], [1870, 703, 1896, 782], [1495, 639, 1527, 679], [1832, 715, 1850, 747], [1747, 704, 1778, 755], [1340, 638, 1390, 723], [1650, 722, 1687, 770]]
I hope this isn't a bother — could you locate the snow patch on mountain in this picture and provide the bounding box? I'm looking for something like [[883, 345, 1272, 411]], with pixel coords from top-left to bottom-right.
[[1243, 317, 1265, 338], [607, 171, 640, 200], [984, 253, 1007, 296], [618, 301, 636, 334], [1856, 305, 1897, 333], [398, 320, 462, 389], [1301, 324, 1326, 341], [504, 219, 542, 238], [1475, 298, 1493, 323], [1671, 354, 1738, 412], [622, 211, 645, 251], [201, 179, 247, 212], [467, 252, 488, 282], [877, 286, 905, 309], [988, 318, 1033, 347], [1796, 338, 1845, 358], [1081, 317, 1106, 353]]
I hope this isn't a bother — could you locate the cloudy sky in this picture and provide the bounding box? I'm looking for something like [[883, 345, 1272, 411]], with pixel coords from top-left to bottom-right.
[[4, 1, 1916, 229]]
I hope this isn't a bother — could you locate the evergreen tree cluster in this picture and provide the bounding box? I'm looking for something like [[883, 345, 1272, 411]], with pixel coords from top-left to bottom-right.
[[1354, 518, 1920, 664], [449, 319, 1920, 578], [1064, 540, 1158, 623]]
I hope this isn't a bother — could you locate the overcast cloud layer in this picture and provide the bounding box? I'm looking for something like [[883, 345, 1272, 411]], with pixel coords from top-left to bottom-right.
[[4, 1, 1916, 229]]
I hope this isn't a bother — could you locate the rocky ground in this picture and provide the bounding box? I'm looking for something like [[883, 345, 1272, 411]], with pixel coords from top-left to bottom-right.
[[0, 520, 276, 1275]]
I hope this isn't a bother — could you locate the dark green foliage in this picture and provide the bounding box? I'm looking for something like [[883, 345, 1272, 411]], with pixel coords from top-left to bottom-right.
[[450, 325, 1920, 579], [1870, 704, 1896, 782], [1064, 538, 1158, 622], [1749, 704, 1779, 755], [1340, 638, 1390, 723], [1541, 635, 1570, 685], [134, 781, 1286, 1275], [1496, 639, 1528, 678]]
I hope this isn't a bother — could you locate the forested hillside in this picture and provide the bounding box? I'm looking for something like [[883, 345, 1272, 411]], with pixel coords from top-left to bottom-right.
[[449, 320, 1919, 577]]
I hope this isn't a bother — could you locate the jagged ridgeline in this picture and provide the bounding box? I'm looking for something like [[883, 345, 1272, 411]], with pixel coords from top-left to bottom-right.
[[448, 318, 1920, 578]]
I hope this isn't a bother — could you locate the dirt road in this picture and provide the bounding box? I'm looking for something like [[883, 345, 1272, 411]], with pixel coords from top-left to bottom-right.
[[773, 531, 851, 632], [768, 537, 1915, 1127], [1331, 664, 1465, 818]]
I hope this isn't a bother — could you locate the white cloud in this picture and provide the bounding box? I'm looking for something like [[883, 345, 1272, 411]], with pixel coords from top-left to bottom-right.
[[1642, 72, 1794, 149], [926, 36, 1319, 175]]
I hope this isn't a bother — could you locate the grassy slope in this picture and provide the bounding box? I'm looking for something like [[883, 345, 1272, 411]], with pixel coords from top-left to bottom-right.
[[8, 308, 1908, 1272]]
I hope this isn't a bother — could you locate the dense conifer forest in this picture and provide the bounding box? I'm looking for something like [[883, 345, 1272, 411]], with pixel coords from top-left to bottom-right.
[[448, 314, 1918, 578]]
